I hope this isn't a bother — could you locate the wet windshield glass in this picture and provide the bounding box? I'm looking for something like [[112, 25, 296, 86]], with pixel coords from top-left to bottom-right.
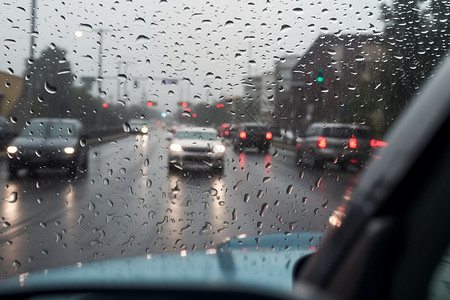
[[0, 0, 448, 294]]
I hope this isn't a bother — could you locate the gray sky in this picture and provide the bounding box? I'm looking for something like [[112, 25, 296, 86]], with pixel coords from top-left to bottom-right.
[[1, 0, 384, 111]]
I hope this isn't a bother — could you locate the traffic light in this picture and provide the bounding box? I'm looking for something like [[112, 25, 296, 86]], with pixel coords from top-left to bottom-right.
[[102, 103, 109, 108], [216, 104, 224, 108], [147, 101, 153, 107], [317, 68, 324, 83], [181, 102, 188, 108]]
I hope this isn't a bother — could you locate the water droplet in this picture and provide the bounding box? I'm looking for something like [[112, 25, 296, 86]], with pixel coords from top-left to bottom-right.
[[244, 194, 250, 202], [302, 197, 308, 204], [263, 177, 270, 183], [257, 190, 264, 198], [232, 208, 237, 221], [260, 203, 268, 217], [103, 178, 109, 186], [12, 260, 21, 270], [281, 24, 292, 32], [123, 122, 131, 133], [77, 214, 84, 226], [315, 176, 323, 188], [7, 192, 18, 203], [286, 185, 293, 194], [146, 179, 152, 188], [136, 35, 150, 44], [117, 73, 127, 83], [314, 208, 320, 215], [44, 81, 57, 94]]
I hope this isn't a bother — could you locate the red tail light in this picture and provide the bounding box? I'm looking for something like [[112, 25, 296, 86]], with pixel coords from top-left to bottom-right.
[[239, 131, 247, 139], [225, 130, 229, 136], [265, 132, 273, 140], [317, 137, 327, 149], [370, 139, 387, 148], [349, 137, 357, 149]]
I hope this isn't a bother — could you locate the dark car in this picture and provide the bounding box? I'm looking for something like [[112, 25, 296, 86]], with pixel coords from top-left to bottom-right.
[[0, 116, 15, 150], [232, 123, 274, 153], [6, 118, 88, 178], [295, 123, 378, 169]]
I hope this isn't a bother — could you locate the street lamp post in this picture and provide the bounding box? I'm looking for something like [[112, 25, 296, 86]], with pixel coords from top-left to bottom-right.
[[75, 28, 108, 98], [75, 28, 111, 129]]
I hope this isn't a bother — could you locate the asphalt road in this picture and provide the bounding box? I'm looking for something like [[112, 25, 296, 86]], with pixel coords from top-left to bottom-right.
[[0, 125, 360, 279]]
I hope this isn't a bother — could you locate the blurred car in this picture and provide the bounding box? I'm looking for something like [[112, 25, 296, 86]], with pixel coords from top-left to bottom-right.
[[0, 116, 14, 150], [6, 118, 88, 178], [295, 123, 378, 169], [232, 123, 274, 153], [168, 127, 225, 172], [127, 119, 149, 134]]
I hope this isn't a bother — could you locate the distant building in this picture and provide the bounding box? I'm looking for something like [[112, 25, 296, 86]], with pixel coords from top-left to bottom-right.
[[241, 71, 276, 124], [282, 34, 385, 132]]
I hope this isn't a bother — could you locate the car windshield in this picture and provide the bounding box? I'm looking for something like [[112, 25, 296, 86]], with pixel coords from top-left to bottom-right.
[[19, 122, 46, 137], [48, 124, 75, 137], [176, 130, 217, 140], [0, 0, 448, 296]]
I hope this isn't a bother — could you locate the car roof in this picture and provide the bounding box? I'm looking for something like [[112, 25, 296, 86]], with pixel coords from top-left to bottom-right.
[[176, 127, 218, 133]]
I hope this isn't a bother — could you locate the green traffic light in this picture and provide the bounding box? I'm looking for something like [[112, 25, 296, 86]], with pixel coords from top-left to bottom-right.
[[317, 76, 324, 82]]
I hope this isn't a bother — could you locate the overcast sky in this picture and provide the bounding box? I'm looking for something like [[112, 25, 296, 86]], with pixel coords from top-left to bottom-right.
[[1, 0, 384, 111]]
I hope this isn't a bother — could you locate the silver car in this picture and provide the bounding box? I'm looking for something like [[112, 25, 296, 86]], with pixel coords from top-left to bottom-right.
[[168, 127, 225, 172]]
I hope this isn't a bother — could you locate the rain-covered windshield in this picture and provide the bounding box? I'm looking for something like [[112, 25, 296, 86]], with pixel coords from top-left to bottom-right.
[[0, 0, 448, 294]]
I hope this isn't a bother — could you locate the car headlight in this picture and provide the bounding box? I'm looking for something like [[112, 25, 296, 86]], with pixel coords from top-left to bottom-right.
[[64, 147, 75, 154], [213, 144, 226, 154], [169, 143, 183, 152], [141, 126, 148, 134], [7, 145, 18, 154]]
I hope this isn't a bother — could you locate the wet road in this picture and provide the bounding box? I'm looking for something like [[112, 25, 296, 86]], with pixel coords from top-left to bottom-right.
[[0, 126, 359, 279]]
